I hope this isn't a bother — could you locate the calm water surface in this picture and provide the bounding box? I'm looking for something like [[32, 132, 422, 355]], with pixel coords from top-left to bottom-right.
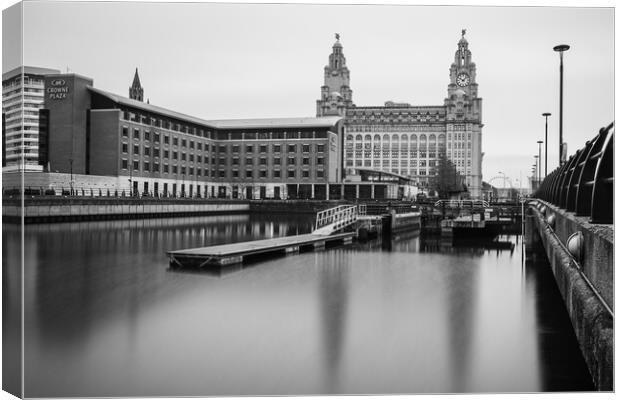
[[5, 213, 593, 397]]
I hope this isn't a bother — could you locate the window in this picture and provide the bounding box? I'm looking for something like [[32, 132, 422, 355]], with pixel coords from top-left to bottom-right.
[[153, 163, 160, 172], [302, 170, 309, 178], [273, 144, 281, 153], [133, 145, 139, 154], [260, 158, 267, 165], [189, 154, 194, 162], [274, 157, 281, 165], [245, 158, 253, 166], [122, 127, 129, 137], [173, 137, 178, 146], [122, 143, 128, 153], [219, 170, 226, 178], [181, 167, 186, 175], [144, 147, 150, 156], [121, 159, 128, 169], [317, 170, 324, 178], [317, 144, 324, 153], [274, 170, 281, 178], [153, 148, 160, 157], [181, 139, 187, 147], [197, 142, 202, 150], [302, 144, 310, 153], [154, 133, 160, 143], [164, 150, 169, 159], [164, 135, 170, 144], [288, 157, 296, 165], [196, 155, 202, 163], [172, 151, 178, 160], [246, 170, 253, 178], [260, 170, 267, 178], [172, 165, 178, 174], [288, 144, 296, 153], [302, 157, 309, 165], [142, 162, 150, 171], [317, 157, 324, 165], [163, 164, 169, 173], [144, 131, 150, 141], [189, 141, 194, 149], [133, 161, 139, 170], [288, 170, 295, 178], [260, 145, 267, 153], [232, 145, 240, 153], [133, 128, 140, 139], [232, 170, 238, 177]]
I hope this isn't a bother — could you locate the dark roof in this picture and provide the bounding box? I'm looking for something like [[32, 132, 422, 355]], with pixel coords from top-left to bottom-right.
[[88, 86, 343, 130]]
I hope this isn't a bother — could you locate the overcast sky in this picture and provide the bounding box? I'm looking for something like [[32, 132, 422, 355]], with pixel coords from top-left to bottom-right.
[[2, 1, 614, 187]]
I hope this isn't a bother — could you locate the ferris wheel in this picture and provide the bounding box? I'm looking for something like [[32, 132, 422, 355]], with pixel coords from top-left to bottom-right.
[[488, 174, 513, 189]]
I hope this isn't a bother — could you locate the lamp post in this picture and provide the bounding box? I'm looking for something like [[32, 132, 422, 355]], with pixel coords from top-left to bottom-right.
[[69, 158, 74, 196], [534, 155, 539, 186], [553, 44, 570, 166], [537, 141, 543, 184], [542, 112, 551, 176]]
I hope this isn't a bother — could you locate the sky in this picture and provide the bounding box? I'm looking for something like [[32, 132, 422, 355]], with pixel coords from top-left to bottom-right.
[[2, 0, 615, 188]]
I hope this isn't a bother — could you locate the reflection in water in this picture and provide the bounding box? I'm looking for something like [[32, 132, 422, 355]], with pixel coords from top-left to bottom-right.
[[3, 215, 594, 397], [319, 250, 349, 393]]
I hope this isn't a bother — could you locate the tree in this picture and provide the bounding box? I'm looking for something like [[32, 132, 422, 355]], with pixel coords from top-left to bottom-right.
[[429, 154, 467, 199]]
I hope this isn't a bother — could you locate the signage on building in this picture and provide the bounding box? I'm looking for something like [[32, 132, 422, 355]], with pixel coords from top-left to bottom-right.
[[46, 78, 70, 100]]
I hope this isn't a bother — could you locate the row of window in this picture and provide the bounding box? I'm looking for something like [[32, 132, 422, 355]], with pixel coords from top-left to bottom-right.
[[122, 127, 326, 154], [347, 151, 441, 159], [347, 134, 445, 142], [122, 145, 326, 166], [120, 159, 325, 179]]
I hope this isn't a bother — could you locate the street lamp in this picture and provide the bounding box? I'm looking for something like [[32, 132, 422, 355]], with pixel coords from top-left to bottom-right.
[[537, 141, 543, 184], [542, 112, 551, 176], [69, 158, 74, 195], [553, 44, 570, 166]]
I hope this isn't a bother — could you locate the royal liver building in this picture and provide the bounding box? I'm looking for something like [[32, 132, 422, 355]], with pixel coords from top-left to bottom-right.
[[317, 31, 483, 198]]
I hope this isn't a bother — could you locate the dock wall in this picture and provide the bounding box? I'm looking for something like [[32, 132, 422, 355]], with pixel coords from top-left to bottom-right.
[[3, 198, 249, 223], [526, 200, 613, 390]]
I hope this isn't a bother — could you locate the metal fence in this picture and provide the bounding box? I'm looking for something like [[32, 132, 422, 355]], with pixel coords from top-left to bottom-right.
[[535, 122, 613, 224]]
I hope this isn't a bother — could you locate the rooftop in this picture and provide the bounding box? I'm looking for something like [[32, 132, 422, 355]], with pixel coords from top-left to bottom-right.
[[2, 66, 61, 81], [89, 86, 343, 130]]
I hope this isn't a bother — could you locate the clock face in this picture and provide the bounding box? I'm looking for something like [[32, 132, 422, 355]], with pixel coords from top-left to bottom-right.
[[457, 73, 470, 87]]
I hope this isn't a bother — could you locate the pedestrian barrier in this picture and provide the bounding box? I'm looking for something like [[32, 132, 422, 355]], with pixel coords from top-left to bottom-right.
[[535, 122, 613, 224]]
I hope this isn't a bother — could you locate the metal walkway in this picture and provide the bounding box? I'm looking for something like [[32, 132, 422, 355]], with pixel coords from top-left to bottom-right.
[[312, 204, 363, 235]]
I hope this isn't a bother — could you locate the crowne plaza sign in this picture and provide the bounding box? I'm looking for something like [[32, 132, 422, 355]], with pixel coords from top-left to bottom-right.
[[46, 78, 70, 100]]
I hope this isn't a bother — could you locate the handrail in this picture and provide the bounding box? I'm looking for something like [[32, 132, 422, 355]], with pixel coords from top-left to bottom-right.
[[313, 205, 359, 235], [535, 122, 613, 224], [434, 199, 489, 208]]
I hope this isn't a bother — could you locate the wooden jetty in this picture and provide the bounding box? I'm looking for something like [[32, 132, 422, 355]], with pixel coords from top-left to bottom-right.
[[167, 232, 355, 268]]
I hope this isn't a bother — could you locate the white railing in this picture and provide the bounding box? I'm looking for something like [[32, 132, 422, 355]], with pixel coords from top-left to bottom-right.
[[434, 199, 489, 209], [313, 205, 359, 235]]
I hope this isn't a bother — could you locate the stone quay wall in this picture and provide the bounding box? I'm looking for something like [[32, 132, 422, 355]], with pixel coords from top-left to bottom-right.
[[3, 198, 250, 223], [526, 200, 613, 391]]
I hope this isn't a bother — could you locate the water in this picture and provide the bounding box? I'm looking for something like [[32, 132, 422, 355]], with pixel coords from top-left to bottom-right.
[[3, 213, 593, 397]]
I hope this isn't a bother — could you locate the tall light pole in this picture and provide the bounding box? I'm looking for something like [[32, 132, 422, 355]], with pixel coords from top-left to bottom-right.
[[553, 44, 569, 166], [534, 156, 539, 190], [542, 112, 551, 176], [537, 141, 543, 183], [69, 158, 74, 195]]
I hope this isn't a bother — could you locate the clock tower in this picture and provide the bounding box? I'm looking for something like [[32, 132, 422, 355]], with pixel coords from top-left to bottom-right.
[[445, 30, 483, 198], [316, 34, 354, 117]]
